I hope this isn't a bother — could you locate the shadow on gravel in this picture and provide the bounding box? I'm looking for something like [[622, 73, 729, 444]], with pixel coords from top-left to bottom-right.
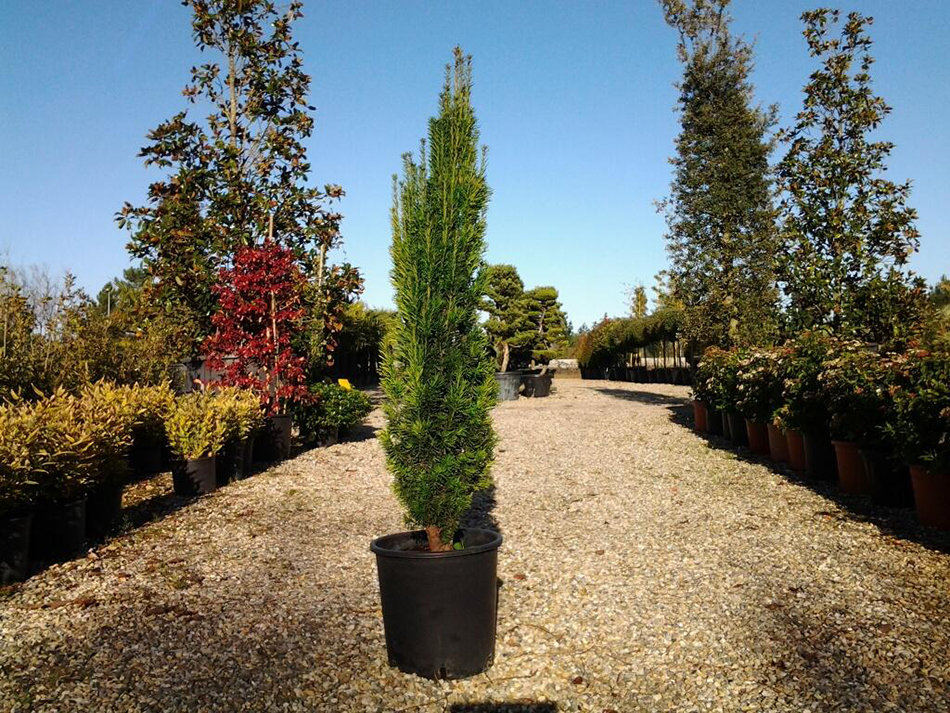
[[450, 704, 557, 712], [462, 485, 500, 536], [340, 422, 380, 444], [594, 387, 691, 409]]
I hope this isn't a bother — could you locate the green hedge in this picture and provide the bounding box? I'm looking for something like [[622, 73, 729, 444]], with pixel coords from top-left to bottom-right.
[[576, 307, 684, 367]]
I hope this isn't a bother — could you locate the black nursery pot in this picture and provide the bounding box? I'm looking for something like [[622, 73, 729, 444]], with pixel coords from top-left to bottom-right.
[[521, 373, 552, 398], [267, 415, 293, 461], [130, 431, 164, 479], [172, 456, 217, 496], [371, 528, 503, 680], [31, 498, 87, 562], [495, 372, 521, 401], [860, 447, 914, 508], [216, 439, 244, 486], [726, 412, 748, 447], [86, 482, 124, 539], [706, 406, 724, 436], [1, 510, 34, 584], [240, 436, 256, 478]]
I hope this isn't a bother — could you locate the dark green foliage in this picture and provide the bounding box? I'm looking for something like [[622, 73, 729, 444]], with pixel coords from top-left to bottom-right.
[[118, 0, 346, 345], [523, 286, 570, 364], [777, 10, 925, 346], [295, 382, 372, 439], [659, 0, 780, 351], [379, 49, 497, 547], [482, 264, 535, 371], [575, 307, 683, 368]]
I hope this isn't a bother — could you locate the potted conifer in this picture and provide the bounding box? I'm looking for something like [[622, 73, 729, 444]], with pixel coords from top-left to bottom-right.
[[372, 49, 502, 680]]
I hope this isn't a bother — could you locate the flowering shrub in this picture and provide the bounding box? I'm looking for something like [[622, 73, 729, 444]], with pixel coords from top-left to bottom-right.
[[204, 242, 310, 416], [696, 347, 743, 413], [885, 349, 950, 472], [776, 332, 839, 434], [735, 348, 789, 423], [818, 346, 897, 443]]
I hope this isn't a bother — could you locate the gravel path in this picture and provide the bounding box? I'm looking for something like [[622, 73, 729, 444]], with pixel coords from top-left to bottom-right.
[[2, 380, 949, 712]]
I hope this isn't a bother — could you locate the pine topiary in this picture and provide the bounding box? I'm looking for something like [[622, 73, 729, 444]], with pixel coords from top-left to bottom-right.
[[379, 48, 497, 552]]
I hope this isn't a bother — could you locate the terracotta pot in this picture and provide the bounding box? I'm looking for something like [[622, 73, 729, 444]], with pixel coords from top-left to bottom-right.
[[707, 406, 723, 437], [802, 432, 836, 480], [726, 412, 748, 448], [745, 420, 770, 456], [767, 424, 789, 463], [909, 465, 950, 530], [832, 440, 870, 495], [785, 429, 806, 472], [859, 447, 913, 508], [692, 401, 708, 432]]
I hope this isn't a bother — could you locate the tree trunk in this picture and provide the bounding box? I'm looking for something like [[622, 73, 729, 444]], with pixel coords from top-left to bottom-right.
[[425, 525, 451, 552], [500, 342, 510, 372]]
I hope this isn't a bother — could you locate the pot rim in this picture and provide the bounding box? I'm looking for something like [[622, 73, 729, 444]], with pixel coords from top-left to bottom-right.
[[371, 527, 502, 559]]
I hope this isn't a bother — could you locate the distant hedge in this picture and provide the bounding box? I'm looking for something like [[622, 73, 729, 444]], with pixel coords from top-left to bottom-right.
[[576, 308, 684, 367]]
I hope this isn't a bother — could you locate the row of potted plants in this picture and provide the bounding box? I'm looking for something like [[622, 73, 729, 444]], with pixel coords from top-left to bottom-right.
[[691, 333, 950, 530], [0, 379, 373, 584]]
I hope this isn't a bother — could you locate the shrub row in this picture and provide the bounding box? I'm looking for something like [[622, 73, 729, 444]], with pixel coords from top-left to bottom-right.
[[692, 333, 950, 527], [575, 308, 683, 368]]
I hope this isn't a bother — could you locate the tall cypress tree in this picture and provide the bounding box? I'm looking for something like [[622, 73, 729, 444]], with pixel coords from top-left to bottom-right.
[[658, 0, 779, 351], [379, 49, 497, 552], [777, 10, 925, 346]]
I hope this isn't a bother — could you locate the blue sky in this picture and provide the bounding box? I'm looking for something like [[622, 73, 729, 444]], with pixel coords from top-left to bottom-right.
[[1, 1, 947, 328]]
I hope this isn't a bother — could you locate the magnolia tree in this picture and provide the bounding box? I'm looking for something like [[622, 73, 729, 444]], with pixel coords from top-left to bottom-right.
[[777, 10, 927, 346], [203, 241, 309, 415], [118, 0, 359, 355], [379, 49, 497, 552]]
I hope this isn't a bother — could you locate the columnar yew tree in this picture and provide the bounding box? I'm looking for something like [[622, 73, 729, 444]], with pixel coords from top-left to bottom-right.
[[380, 48, 497, 552], [118, 0, 351, 347], [659, 0, 779, 351], [777, 10, 925, 346]]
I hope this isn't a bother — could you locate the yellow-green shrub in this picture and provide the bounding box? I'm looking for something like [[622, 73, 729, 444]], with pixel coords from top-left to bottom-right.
[[165, 392, 227, 461]]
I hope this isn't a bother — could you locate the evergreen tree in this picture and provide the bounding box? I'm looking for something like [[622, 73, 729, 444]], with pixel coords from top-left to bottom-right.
[[524, 286, 570, 364], [777, 10, 924, 345], [117, 0, 348, 345], [628, 284, 649, 319], [482, 264, 534, 371], [658, 0, 779, 351], [379, 49, 497, 552]]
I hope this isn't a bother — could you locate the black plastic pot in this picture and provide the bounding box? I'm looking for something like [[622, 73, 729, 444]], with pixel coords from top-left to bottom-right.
[[172, 456, 217, 496], [31, 498, 87, 562], [726, 412, 748, 447], [371, 528, 502, 679], [521, 374, 552, 398], [130, 431, 164, 478], [495, 372, 521, 401], [1, 510, 33, 584], [86, 482, 124, 538], [860, 447, 914, 508], [706, 406, 724, 436], [239, 436, 255, 479], [270, 414, 293, 461], [318, 425, 340, 447], [216, 439, 244, 486], [802, 432, 836, 481]]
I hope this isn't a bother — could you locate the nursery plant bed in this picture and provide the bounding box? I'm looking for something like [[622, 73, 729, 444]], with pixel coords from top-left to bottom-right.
[[371, 528, 502, 679]]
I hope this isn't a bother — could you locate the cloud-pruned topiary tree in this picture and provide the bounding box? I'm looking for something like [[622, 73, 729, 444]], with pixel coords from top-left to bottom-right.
[[379, 48, 497, 553]]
